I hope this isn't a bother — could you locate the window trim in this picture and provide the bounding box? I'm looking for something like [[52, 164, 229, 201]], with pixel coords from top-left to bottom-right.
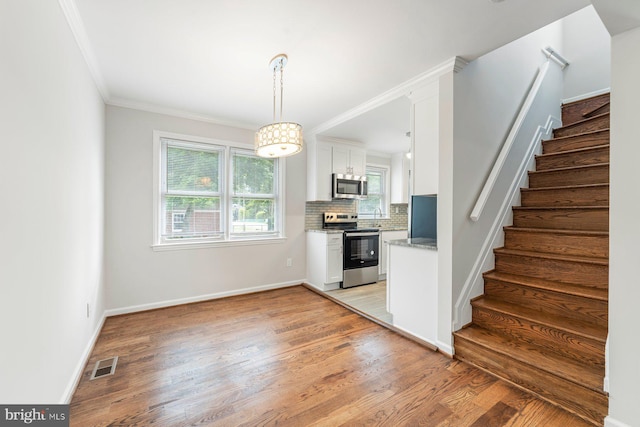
[[358, 164, 391, 219], [152, 130, 286, 250]]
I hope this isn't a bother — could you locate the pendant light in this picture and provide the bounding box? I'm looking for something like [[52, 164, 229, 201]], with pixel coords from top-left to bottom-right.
[[255, 54, 303, 158]]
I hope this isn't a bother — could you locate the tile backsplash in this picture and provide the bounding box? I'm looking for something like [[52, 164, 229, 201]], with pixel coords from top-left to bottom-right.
[[305, 200, 408, 230]]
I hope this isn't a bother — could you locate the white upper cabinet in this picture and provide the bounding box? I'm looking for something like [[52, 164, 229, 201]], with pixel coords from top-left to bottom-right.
[[307, 137, 366, 201], [410, 81, 439, 196], [332, 144, 366, 176], [391, 152, 410, 204]]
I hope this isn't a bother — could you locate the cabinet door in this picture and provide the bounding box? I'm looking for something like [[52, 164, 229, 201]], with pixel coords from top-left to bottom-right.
[[379, 230, 408, 275], [332, 145, 350, 174], [316, 143, 332, 200], [349, 148, 367, 177], [391, 152, 410, 204], [326, 244, 343, 283]]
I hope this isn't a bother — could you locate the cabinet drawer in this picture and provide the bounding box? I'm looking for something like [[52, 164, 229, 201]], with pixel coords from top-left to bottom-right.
[[327, 234, 343, 245]]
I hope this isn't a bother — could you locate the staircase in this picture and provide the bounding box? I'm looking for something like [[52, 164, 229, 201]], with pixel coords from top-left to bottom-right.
[[453, 93, 610, 426]]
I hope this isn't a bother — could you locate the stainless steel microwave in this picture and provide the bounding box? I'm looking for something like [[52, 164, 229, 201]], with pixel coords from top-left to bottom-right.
[[332, 173, 367, 199]]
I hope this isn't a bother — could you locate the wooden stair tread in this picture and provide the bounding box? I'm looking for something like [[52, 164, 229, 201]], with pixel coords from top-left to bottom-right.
[[513, 205, 608, 211], [454, 326, 605, 393], [543, 128, 609, 143], [494, 247, 608, 265], [472, 297, 607, 343], [528, 162, 609, 175], [554, 112, 610, 131], [503, 227, 609, 237], [536, 144, 609, 159], [520, 183, 609, 192], [483, 270, 608, 301]]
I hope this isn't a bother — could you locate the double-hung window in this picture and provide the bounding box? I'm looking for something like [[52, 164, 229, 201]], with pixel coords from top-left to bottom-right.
[[230, 148, 279, 237], [153, 131, 283, 248], [163, 140, 224, 240], [358, 165, 389, 218]]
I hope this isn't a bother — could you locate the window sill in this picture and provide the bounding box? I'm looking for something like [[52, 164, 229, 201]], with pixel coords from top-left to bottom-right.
[[151, 236, 287, 251]]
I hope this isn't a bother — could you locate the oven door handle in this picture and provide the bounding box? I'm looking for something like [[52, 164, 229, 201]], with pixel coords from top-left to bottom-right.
[[344, 232, 380, 238]]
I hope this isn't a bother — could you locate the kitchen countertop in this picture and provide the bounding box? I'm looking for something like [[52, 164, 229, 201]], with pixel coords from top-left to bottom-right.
[[306, 228, 407, 233], [306, 229, 344, 234], [387, 237, 437, 250]]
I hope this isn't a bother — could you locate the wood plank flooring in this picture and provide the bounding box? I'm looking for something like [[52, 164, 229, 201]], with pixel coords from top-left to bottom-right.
[[70, 286, 592, 426]]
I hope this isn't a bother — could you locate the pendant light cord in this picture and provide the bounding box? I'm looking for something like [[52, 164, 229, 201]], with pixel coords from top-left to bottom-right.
[[272, 65, 276, 123], [280, 64, 284, 122]]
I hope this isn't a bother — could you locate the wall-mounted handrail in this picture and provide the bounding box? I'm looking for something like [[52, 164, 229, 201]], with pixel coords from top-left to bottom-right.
[[469, 59, 552, 222], [542, 46, 570, 69]]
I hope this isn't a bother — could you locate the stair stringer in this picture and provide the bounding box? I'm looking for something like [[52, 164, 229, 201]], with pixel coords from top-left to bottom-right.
[[452, 115, 561, 332]]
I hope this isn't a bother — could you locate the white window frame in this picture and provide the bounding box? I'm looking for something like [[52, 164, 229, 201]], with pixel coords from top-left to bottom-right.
[[358, 164, 390, 219], [152, 131, 286, 250]]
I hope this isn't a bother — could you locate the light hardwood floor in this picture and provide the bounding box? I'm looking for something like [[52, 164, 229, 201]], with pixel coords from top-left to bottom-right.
[[70, 286, 592, 426], [326, 280, 392, 324]]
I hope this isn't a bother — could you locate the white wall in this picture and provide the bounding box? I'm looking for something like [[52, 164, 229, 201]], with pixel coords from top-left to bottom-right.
[[0, 1, 106, 403], [104, 106, 306, 313], [562, 6, 611, 100], [449, 22, 564, 331], [606, 24, 640, 427]]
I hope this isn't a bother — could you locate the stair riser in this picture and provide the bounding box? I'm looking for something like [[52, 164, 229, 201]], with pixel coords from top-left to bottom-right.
[[471, 305, 605, 367], [543, 130, 609, 154], [455, 338, 607, 426], [484, 280, 608, 328], [536, 146, 609, 171], [562, 93, 610, 125], [553, 114, 610, 138], [513, 208, 609, 232], [521, 185, 609, 207], [494, 252, 608, 288], [528, 164, 609, 188], [504, 229, 609, 258]]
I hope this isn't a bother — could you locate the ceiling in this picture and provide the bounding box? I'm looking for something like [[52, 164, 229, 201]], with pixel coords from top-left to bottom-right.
[[71, 0, 592, 154]]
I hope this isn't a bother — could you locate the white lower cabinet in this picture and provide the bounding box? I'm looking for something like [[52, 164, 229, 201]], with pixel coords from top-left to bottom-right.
[[306, 232, 343, 291], [379, 230, 408, 277]]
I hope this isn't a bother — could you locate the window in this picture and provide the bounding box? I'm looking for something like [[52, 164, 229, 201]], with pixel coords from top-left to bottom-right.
[[358, 165, 389, 218], [230, 148, 278, 236], [153, 131, 283, 248]]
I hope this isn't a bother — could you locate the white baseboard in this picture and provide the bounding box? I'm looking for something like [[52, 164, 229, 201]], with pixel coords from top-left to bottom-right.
[[104, 280, 303, 317], [605, 416, 632, 427], [435, 340, 454, 357], [61, 313, 106, 404], [562, 87, 610, 104]]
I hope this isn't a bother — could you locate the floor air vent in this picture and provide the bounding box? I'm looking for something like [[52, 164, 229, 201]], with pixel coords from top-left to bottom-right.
[[90, 356, 118, 380]]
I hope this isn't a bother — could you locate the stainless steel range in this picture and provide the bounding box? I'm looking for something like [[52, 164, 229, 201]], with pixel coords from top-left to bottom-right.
[[323, 212, 380, 288]]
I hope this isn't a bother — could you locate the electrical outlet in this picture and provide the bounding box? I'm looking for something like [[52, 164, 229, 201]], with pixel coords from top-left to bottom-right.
[[86, 303, 90, 318], [286, 258, 292, 267]]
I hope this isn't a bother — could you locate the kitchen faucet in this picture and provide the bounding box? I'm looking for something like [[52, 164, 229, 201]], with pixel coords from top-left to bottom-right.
[[373, 207, 382, 227]]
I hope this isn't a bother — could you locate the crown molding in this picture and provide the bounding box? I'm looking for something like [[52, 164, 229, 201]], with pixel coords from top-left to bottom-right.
[[58, 0, 110, 101], [315, 135, 364, 146], [107, 97, 257, 131], [309, 56, 468, 136]]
